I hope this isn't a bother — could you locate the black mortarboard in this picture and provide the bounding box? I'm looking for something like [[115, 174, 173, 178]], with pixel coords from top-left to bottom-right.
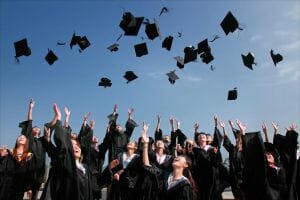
[[200, 52, 214, 64], [197, 39, 214, 64], [134, 42, 148, 57], [123, 71, 138, 83], [45, 49, 58, 65], [241, 52, 256, 70], [70, 32, 81, 49], [184, 46, 197, 64], [174, 56, 184, 69], [145, 19, 161, 40], [166, 70, 179, 84], [227, 88, 238, 100], [270, 50, 283, 66], [220, 11, 240, 35], [98, 77, 112, 88], [162, 36, 173, 51], [119, 12, 144, 36], [197, 39, 211, 54], [78, 36, 90, 51], [107, 43, 119, 52], [14, 38, 31, 60]]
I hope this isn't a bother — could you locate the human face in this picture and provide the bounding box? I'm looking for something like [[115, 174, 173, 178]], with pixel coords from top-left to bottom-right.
[[266, 152, 275, 164], [17, 135, 27, 145], [156, 140, 165, 149], [163, 136, 171, 143], [198, 134, 207, 147], [116, 125, 123, 133], [71, 139, 81, 160], [127, 142, 136, 151], [172, 155, 188, 169], [206, 135, 212, 145], [32, 127, 41, 137]]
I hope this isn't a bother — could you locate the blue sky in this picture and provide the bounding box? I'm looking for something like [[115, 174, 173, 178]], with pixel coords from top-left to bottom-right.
[[0, 0, 299, 150]]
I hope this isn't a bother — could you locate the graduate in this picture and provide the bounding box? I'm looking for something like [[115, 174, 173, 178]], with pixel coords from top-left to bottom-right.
[[0, 131, 41, 199], [101, 104, 138, 163], [18, 98, 46, 199], [141, 122, 196, 200]]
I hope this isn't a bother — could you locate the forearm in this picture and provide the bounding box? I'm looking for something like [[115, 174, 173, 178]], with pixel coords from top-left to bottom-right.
[[143, 143, 150, 166]]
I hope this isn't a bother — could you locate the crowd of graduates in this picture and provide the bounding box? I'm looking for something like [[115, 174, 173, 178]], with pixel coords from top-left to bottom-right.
[[0, 99, 299, 200]]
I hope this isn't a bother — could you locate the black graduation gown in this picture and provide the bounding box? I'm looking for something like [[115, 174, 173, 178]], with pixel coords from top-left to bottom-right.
[[0, 150, 38, 200], [110, 153, 141, 200], [223, 135, 245, 199], [273, 130, 298, 200], [143, 165, 194, 200], [102, 117, 137, 162], [19, 120, 46, 192], [154, 129, 172, 155]]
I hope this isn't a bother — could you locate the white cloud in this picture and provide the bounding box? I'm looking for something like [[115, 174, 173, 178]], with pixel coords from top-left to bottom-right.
[[278, 40, 300, 53], [278, 60, 300, 82], [148, 72, 165, 79], [181, 75, 202, 82], [250, 34, 263, 43], [273, 30, 297, 38]]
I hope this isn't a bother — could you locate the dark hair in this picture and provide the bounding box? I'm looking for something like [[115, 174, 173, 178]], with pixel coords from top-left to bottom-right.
[[182, 155, 198, 199]]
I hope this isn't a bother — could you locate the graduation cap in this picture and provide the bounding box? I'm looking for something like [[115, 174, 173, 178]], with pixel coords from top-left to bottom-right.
[[45, 49, 58, 65], [241, 52, 256, 70], [200, 52, 214, 64], [123, 71, 138, 83], [162, 36, 173, 51], [70, 32, 81, 49], [107, 43, 119, 52], [77, 36, 90, 51], [159, 7, 170, 16], [134, 42, 148, 57], [198, 39, 214, 64], [98, 77, 112, 88], [14, 38, 31, 62], [166, 70, 179, 84], [174, 56, 184, 69], [145, 19, 161, 40], [119, 12, 144, 36], [227, 87, 238, 100], [184, 46, 197, 64], [220, 11, 242, 35], [270, 50, 283, 66]]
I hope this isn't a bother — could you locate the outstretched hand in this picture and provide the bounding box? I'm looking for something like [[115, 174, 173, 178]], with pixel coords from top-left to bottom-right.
[[228, 120, 234, 128], [220, 121, 225, 129], [128, 108, 134, 118], [29, 98, 35, 109], [90, 119, 95, 130], [194, 122, 200, 131], [141, 121, 150, 143], [44, 126, 51, 142], [214, 115, 218, 127], [272, 122, 279, 134], [262, 122, 267, 135], [113, 104, 118, 114], [236, 120, 246, 135], [53, 103, 61, 120], [64, 107, 71, 117], [286, 123, 298, 131]]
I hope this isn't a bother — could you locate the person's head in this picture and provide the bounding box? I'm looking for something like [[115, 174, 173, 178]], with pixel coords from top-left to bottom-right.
[[155, 140, 165, 150], [172, 155, 191, 170], [126, 141, 137, 154], [265, 152, 275, 165], [92, 136, 98, 144], [115, 124, 123, 133], [185, 140, 195, 151], [31, 126, 41, 137], [206, 134, 212, 145], [197, 133, 207, 147], [163, 135, 171, 144], [71, 138, 81, 161], [71, 133, 78, 140], [16, 135, 28, 146]]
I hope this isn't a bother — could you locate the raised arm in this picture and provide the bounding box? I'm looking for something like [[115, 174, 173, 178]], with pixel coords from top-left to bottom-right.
[[262, 122, 269, 143], [170, 115, 175, 132], [156, 114, 161, 132], [272, 122, 279, 135], [220, 121, 227, 137], [28, 98, 34, 121], [141, 122, 150, 166], [236, 120, 246, 151], [64, 107, 71, 128], [154, 114, 163, 141], [194, 122, 200, 144]]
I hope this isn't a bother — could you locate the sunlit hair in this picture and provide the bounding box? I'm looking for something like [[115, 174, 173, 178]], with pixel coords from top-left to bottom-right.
[[12, 135, 30, 166]]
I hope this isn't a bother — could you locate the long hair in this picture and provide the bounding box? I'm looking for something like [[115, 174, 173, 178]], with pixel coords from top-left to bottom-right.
[[12, 135, 30, 166], [182, 155, 198, 200]]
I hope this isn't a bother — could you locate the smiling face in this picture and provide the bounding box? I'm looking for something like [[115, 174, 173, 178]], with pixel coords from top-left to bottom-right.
[[71, 139, 81, 160], [156, 140, 165, 149], [172, 155, 188, 169], [198, 134, 207, 147], [32, 127, 41, 137], [17, 135, 27, 145], [266, 152, 275, 165]]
